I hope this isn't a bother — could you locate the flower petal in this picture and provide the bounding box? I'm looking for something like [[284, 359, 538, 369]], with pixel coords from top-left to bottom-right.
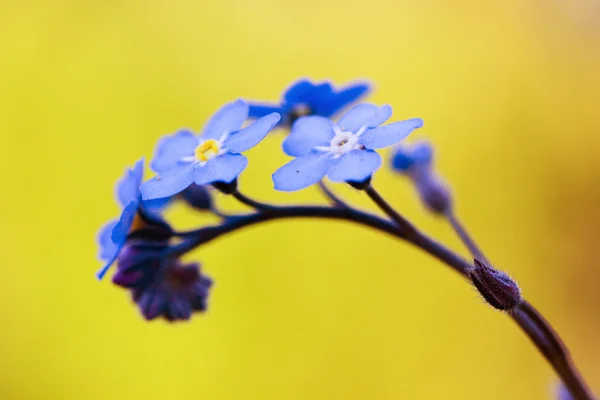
[[201, 100, 249, 140], [224, 112, 280, 153], [327, 150, 381, 182], [283, 79, 315, 104], [282, 116, 335, 157], [95, 249, 120, 280], [318, 82, 370, 117], [141, 163, 195, 200], [98, 220, 119, 261], [337, 104, 392, 132], [116, 159, 144, 207], [194, 153, 248, 185], [272, 151, 333, 191], [248, 103, 284, 119], [359, 118, 423, 149], [111, 201, 139, 245], [150, 130, 198, 174]]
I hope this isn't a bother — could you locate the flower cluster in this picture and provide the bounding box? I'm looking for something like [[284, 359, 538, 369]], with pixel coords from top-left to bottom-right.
[[93, 77, 595, 400], [95, 78, 427, 321], [96, 78, 426, 321]]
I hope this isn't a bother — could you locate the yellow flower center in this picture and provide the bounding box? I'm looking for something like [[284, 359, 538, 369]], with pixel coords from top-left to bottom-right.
[[195, 139, 221, 162]]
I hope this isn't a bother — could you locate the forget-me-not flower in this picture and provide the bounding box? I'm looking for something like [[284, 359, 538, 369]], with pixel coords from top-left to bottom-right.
[[141, 100, 280, 200], [247, 79, 370, 127], [272, 104, 423, 191], [96, 159, 169, 280]]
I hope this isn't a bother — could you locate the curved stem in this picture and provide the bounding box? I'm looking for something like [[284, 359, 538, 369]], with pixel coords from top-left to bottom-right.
[[364, 185, 418, 238], [443, 209, 591, 397], [173, 203, 593, 399], [366, 186, 594, 399], [317, 181, 349, 208], [231, 189, 276, 211], [446, 211, 489, 265]]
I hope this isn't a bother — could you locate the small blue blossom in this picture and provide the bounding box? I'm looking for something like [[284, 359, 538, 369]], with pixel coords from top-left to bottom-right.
[[391, 141, 433, 172], [141, 100, 280, 200], [272, 104, 423, 191], [247, 79, 370, 127], [96, 159, 170, 280]]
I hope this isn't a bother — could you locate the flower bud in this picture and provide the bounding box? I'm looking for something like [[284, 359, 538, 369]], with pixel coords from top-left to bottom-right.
[[112, 241, 166, 289], [469, 259, 522, 311], [414, 173, 453, 214], [180, 183, 213, 211]]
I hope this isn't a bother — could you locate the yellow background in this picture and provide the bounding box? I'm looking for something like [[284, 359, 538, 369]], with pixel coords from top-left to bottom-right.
[[1, 0, 599, 399]]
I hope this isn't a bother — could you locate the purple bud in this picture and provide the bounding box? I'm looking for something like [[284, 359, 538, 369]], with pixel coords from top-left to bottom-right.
[[414, 172, 452, 214], [131, 261, 213, 322], [180, 183, 213, 211], [469, 259, 522, 311], [112, 241, 166, 289]]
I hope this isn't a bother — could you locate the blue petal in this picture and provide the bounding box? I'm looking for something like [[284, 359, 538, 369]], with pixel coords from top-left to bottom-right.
[[95, 249, 120, 280], [97, 220, 119, 261], [283, 79, 315, 103], [282, 116, 335, 157], [327, 150, 381, 182], [116, 159, 144, 207], [337, 104, 392, 132], [359, 118, 423, 149], [272, 151, 333, 191], [411, 141, 434, 166], [391, 148, 416, 172], [150, 130, 198, 174], [248, 103, 284, 119], [201, 100, 249, 140], [141, 163, 195, 200], [224, 112, 280, 153], [141, 196, 172, 217], [318, 82, 371, 117], [194, 153, 248, 185], [111, 201, 139, 245]]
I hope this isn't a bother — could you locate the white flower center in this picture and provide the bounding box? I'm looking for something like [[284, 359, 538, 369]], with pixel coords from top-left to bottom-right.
[[314, 125, 365, 158]]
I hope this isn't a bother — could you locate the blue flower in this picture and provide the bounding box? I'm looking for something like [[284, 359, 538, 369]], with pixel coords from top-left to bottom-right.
[[272, 104, 423, 191], [391, 141, 433, 172], [247, 79, 370, 127], [141, 100, 280, 200], [96, 159, 170, 280]]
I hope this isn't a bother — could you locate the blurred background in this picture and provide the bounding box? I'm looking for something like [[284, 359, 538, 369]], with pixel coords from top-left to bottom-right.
[[1, 0, 599, 399]]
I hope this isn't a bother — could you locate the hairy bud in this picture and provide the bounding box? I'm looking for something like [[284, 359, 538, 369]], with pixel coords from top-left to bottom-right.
[[469, 259, 522, 311]]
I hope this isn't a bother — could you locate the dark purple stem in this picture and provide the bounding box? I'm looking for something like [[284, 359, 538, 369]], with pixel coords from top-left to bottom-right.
[[173, 199, 593, 400]]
